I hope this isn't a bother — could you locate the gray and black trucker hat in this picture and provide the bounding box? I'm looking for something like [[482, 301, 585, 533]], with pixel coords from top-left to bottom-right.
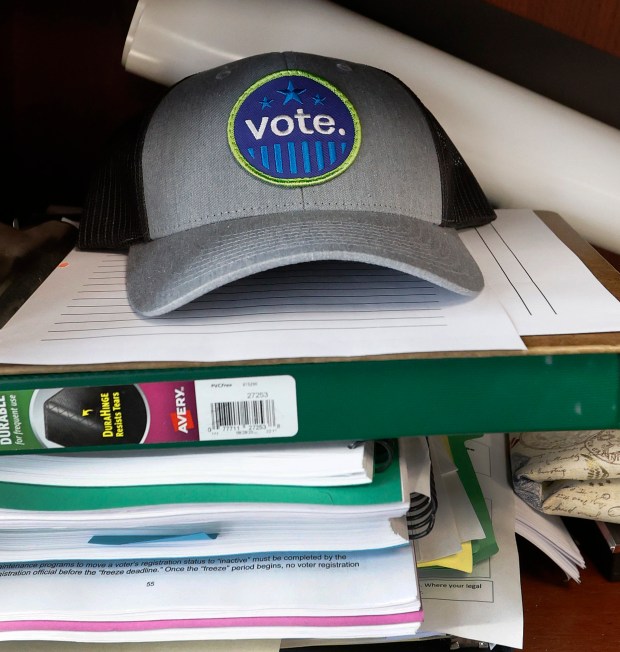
[[79, 51, 495, 317]]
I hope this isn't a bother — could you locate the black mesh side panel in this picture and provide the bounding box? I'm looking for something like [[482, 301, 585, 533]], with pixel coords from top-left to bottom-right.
[[384, 72, 496, 229], [418, 103, 496, 229], [78, 116, 150, 251]]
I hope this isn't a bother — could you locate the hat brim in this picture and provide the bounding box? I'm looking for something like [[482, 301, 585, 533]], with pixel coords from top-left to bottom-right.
[[127, 211, 483, 317]]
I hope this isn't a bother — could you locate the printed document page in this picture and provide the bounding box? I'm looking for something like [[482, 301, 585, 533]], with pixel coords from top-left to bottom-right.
[[0, 546, 422, 642]]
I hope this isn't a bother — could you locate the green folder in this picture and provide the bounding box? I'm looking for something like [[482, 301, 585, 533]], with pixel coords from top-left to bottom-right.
[[1, 351, 618, 453], [448, 434, 498, 565], [0, 446, 404, 512]]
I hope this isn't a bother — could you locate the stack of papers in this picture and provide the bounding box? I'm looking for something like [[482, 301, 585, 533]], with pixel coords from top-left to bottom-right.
[[0, 440, 424, 642], [285, 434, 525, 650], [415, 434, 524, 650], [514, 494, 585, 582], [0, 440, 373, 487], [413, 436, 493, 574], [0, 546, 422, 642], [0, 442, 410, 563]]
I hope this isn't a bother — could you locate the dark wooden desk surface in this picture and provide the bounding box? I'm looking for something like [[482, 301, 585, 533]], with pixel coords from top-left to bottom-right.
[[519, 536, 620, 651]]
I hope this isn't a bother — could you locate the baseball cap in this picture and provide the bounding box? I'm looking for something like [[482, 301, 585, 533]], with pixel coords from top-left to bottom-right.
[[79, 51, 495, 317]]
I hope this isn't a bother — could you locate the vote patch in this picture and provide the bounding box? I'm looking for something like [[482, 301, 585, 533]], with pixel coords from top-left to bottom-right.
[[228, 70, 361, 186]]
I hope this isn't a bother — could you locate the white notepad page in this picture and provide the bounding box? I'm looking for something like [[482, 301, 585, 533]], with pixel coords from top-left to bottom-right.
[[0, 230, 528, 365], [461, 209, 620, 335], [2, 210, 617, 365]]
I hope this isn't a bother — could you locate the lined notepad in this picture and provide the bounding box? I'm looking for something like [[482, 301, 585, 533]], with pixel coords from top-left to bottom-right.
[[1, 210, 618, 366]]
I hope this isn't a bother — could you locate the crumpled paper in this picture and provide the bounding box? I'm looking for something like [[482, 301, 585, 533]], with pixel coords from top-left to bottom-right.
[[510, 429, 620, 523]]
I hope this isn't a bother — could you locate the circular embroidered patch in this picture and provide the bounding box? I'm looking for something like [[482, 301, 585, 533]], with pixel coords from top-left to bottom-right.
[[228, 70, 361, 186]]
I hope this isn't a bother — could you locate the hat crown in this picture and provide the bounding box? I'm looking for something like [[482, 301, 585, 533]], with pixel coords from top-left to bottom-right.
[[142, 51, 443, 240]]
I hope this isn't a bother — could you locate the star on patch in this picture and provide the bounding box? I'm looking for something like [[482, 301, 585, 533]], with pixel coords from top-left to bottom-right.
[[312, 94, 326, 106], [260, 96, 273, 109], [277, 81, 306, 105]]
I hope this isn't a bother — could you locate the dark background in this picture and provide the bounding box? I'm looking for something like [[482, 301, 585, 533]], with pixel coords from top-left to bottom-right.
[[3, 0, 620, 261]]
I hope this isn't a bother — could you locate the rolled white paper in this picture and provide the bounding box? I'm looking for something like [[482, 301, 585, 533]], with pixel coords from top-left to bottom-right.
[[123, 0, 620, 253]]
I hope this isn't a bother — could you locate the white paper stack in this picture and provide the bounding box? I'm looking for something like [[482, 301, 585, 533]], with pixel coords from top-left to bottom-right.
[[0, 440, 373, 487], [0, 441, 424, 642], [0, 441, 410, 563], [514, 495, 586, 582], [0, 546, 423, 642]]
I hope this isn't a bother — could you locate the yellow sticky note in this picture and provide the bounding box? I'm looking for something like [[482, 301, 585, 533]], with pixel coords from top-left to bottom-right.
[[417, 540, 473, 573]]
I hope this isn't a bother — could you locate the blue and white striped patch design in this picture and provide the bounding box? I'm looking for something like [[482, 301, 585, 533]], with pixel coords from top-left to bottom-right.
[[228, 70, 361, 186]]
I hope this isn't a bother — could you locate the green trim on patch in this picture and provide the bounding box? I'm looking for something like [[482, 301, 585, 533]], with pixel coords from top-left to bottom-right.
[[227, 69, 361, 187]]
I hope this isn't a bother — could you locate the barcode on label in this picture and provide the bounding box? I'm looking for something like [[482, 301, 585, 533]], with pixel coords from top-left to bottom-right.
[[196, 375, 297, 441], [210, 399, 277, 429]]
